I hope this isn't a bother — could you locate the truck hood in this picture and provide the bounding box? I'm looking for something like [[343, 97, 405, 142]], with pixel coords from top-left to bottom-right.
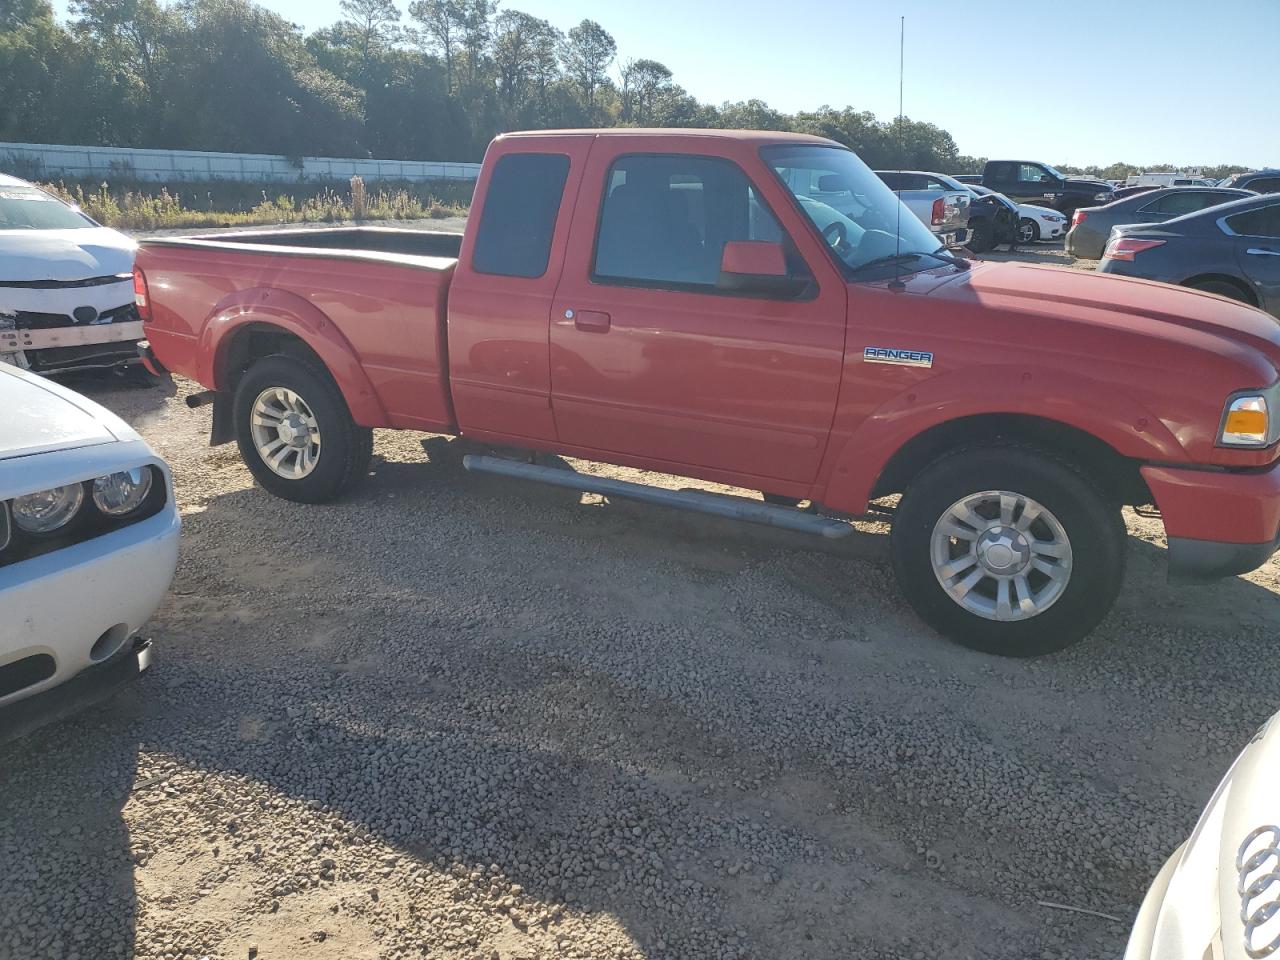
[[0, 362, 136, 460], [945, 262, 1280, 373], [1129, 711, 1280, 960], [0, 227, 136, 283], [1067, 178, 1111, 192]]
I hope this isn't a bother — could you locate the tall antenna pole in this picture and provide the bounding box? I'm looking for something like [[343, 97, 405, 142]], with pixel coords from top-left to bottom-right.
[[889, 15, 906, 291]]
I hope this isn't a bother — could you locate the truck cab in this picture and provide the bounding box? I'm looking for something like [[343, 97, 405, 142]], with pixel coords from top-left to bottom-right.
[[982, 160, 1114, 215]]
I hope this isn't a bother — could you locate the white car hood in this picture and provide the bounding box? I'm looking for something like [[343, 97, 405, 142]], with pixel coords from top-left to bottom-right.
[[1137, 712, 1280, 960], [0, 227, 136, 283], [0, 363, 137, 460], [1020, 203, 1060, 218]]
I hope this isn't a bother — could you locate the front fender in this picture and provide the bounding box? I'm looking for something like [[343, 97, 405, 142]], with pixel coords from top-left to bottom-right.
[[197, 287, 388, 428], [816, 364, 1186, 513]]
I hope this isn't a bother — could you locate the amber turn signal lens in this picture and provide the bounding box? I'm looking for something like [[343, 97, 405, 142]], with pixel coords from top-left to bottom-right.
[[1226, 409, 1268, 436]]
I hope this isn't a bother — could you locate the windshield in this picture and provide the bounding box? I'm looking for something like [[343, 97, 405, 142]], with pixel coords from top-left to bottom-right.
[[762, 145, 943, 276], [0, 186, 95, 230], [1042, 163, 1068, 180]]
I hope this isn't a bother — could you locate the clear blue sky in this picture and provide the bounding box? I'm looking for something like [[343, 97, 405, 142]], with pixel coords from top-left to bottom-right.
[[53, 0, 1280, 168]]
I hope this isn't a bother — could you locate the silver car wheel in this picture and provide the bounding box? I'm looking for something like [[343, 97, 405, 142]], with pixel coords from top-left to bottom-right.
[[930, 490, 1072, 621], [250, 387, 322, 479]]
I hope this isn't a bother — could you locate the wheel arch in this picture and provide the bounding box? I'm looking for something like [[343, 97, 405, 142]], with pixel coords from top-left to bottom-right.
[[869, 413, 1153, 507], [199, 292, 388, 429], [1181, 273, 1258, 306]]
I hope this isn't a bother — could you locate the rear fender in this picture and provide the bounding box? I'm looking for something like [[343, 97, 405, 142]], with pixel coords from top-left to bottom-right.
[[816, 365, 1185, 513], [198, 287, 388, 428]]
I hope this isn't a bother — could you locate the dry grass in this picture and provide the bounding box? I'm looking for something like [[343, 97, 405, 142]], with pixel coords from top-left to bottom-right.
[[39, 178, 470, 231]]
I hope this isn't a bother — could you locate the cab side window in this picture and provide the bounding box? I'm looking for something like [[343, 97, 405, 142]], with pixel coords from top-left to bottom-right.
[[471, 152, 570, 278], [592, 154, 802, 292], [1018, 163, 1048, 184]]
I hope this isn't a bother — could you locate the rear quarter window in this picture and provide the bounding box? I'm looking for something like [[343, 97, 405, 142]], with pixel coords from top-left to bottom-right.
[[471, 153, 571, 278]]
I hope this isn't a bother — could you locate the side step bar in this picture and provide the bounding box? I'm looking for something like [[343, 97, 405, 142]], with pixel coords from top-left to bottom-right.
[[462, 454, 853, 540]]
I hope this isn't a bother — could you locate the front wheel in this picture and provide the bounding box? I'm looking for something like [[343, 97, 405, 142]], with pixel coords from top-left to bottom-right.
[[891, 446, 1125, 656], [1018, 218, 1039, 244], [234, 354, 373, 503]]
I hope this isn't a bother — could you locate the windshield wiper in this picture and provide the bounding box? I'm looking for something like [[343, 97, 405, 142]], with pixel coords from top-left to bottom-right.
[[919, 248, 971, 270], [848, 252, 924, 273]]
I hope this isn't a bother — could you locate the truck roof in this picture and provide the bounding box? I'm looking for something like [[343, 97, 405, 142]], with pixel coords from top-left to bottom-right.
[[497, 128, 839, 147]]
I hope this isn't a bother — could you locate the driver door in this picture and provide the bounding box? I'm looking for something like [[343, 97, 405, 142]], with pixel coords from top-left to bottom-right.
[[548, 141, 847, 484]]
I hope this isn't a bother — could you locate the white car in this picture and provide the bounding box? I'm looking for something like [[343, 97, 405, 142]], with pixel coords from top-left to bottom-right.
[[0, 173, 144, 375], [1015, 202, 1069, 242], [965, 184, 1068, 243], [0, 363, 179, 735], [1124, 709, 1280, 960]]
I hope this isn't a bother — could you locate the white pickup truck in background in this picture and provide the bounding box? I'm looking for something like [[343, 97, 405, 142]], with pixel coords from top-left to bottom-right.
[[0, 174, 144, 377], [874, 170, 972, 248]]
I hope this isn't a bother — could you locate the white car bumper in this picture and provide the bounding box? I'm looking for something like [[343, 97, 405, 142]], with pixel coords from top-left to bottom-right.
[[0, 486, 180, 708]]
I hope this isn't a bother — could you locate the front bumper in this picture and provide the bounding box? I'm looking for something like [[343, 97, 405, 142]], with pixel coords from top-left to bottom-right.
[[1142, 461, 1280, 581], [0, 637, 153, 745], [0, 503, 180, 709]]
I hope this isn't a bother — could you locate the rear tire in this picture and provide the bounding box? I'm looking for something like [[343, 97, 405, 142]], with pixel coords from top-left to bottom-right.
[[891, 445, 1125, 657], [1186, 278, 1252, 304], [234, 354, 373, 503], [1018, 218, 1040, 243]]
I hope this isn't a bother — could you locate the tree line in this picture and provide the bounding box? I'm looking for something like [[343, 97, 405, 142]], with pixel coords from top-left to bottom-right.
[[0, 0, 1253, 179]]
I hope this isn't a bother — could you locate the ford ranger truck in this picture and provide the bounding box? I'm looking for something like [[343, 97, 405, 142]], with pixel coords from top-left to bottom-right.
[[134, 129, 1280, 658]]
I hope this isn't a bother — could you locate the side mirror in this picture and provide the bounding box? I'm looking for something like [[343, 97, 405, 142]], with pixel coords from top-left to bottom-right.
[[716, 241, 809, 298]]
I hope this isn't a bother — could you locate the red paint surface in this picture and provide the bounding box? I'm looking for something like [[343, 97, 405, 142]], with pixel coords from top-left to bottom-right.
[[140, 128, 1280, 546]]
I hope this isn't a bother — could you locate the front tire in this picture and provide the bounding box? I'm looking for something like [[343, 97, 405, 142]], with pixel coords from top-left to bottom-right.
[[1018, 218, 1040, 244], [234, 354, 373, 503], [891, 446, 1125, 657]]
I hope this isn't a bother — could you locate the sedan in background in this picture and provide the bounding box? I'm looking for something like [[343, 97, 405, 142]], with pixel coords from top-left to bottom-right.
[[965, 184, 1066, 244], [1219, 169, 1280, 194], [0, 174, 145, 377], [1067, 186, 1255, 260], [1098, 194, 1280, 317], [0, 362, 179, 739]]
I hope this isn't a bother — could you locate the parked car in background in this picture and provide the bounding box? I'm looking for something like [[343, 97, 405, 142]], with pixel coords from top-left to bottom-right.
[[960, 185, 1021, 250], [136, 128, 1280, 657], [1067, 186, 1256, 260], [1099, 193, 1280, 316], [1219, 170, 1280, 194], [953, 174, 983, 185], [1123, 706, 1280, 960], [981, 160, 1114, 215], [1126, 172, 1217, 189], [0, 363, 179, 737], [0, 174, 146, 377], [873, 170, 971, 248], [1113, 185, 1160, 201], [972, 186, 1071, 243]]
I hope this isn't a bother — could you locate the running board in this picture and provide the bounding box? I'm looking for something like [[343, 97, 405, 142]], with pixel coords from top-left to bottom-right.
[[462, 455, 853, 540]]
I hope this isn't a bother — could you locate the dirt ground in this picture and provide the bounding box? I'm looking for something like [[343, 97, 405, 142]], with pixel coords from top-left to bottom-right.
[[3, 237, 1278, 960]]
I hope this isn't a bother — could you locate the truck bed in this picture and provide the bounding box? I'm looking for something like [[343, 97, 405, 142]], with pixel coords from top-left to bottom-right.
[[138, 227, 460, 434]]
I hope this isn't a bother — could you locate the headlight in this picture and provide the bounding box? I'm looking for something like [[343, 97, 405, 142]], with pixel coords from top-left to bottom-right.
[[1221, 395, 1271, 447], [11, 483, 85, 533], [92, 467, 153, 516]]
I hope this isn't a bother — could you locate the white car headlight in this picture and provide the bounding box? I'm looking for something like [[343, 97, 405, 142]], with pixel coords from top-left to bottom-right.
[[12, 483, 85, 533], [92, 468, 154, 516], [1221, 395, 1271, 447]]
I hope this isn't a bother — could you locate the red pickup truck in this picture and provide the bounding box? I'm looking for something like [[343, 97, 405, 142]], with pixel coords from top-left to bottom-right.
[[135, 129, 1280, 657]]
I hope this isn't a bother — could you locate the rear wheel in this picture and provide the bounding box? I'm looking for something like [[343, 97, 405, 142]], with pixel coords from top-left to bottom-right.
[[891, 446, 1125, 657], [1018, 218, 1040, 244], [234, 354, 372, 503], [1186, 278, 1251, 304]]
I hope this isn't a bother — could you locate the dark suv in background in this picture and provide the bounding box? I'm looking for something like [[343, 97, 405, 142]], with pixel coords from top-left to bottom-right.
[[1219, 170, 1280, 194], [1066, 186, 1255, 260], [981, 160, 1114, 215]]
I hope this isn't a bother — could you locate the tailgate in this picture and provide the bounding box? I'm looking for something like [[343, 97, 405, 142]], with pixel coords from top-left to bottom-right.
[[938, 191, 970, 232]]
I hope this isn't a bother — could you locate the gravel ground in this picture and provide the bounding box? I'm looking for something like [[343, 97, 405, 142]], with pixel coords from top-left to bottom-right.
[[3, 237, 1277, 960]]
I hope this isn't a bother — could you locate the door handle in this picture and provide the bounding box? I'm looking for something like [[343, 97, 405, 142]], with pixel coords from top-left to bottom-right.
[[566, 309, 611, 332], [1246, 248, 1280, 257]]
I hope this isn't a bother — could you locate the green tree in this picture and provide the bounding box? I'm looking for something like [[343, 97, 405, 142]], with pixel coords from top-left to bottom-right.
[[560, 18, 615, 111], [338, 0, 401, 71]]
